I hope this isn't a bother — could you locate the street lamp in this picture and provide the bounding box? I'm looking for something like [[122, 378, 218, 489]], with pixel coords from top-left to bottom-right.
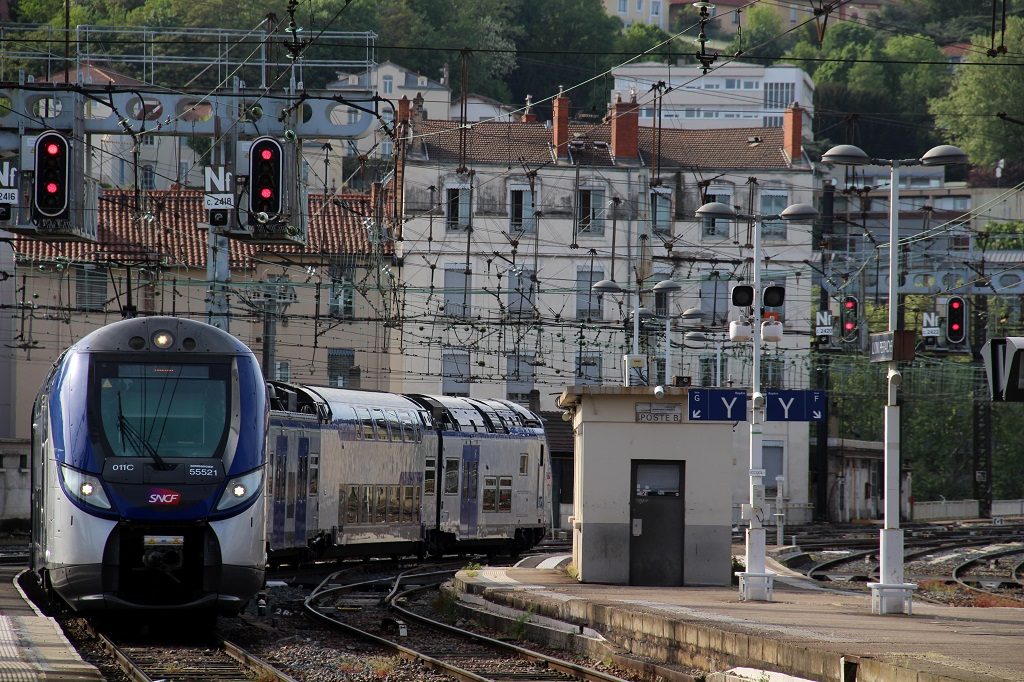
[[695, 199, 817, 602], [822, 142, 968, 614]]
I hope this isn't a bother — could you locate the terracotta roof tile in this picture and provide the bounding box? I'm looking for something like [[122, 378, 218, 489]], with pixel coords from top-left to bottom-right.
[[11, 189, 384, 268], [409, 119, 793, 171]]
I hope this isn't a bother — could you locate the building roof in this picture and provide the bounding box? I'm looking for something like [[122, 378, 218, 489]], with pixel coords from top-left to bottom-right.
[[44, 63, 149, 86], [409, 119, 795, 171], [11, 189, 388, 268]]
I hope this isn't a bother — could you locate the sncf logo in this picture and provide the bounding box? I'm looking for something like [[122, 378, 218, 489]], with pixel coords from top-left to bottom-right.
[[148, 488, 181, 505]]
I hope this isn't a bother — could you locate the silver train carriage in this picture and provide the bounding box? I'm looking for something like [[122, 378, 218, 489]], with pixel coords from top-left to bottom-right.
[[31, 317, 269, 613], [265, 384, 551, 562]]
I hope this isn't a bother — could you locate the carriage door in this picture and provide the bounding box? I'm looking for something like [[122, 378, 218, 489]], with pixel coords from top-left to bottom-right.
[[294, 436, 309, 543], [271, 433, 288, 548], [629, 460, 684, 586], [30, 399, 48, 570], [459, 445, 480, 537]]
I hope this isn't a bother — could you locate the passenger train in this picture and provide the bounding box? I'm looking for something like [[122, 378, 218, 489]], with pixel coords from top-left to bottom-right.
[[30, 317, 269, 613], [265, 383, 551, 563], [31, 316, 552, 613]]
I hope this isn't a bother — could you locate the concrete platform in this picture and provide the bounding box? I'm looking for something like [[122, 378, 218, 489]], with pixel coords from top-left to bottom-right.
[[0, 567, 101, 681], [451, 554, 1024, 682]]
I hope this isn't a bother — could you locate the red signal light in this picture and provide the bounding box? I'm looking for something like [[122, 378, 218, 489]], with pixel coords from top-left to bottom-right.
[[260, 148, 273, 160], [260, 187, 272, 199], [844, 299, 855, 309], [45, 142, 60, 155], [45, 182, 59, 194]]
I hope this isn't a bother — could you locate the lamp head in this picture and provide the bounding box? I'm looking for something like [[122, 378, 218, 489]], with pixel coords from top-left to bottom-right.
[[821, 144, 871, 166], [780, 203, 817, 222], [920, 144, 968, 167], [695, 201, 736, 221]]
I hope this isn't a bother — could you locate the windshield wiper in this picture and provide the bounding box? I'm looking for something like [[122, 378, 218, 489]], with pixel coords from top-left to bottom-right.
[[117, 392, 171, 470]]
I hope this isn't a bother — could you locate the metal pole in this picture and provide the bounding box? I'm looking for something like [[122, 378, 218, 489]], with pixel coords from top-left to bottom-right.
[[715, 340, 722, 387], [878, 162, 905, 614], [745, 215, 768, 600], [664, 311, 671, 386]]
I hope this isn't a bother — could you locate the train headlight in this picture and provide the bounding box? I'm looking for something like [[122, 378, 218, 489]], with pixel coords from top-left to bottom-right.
[[216, 468, 263, 511], [152, 330, 174, 349], [59, 465, 112, 510]]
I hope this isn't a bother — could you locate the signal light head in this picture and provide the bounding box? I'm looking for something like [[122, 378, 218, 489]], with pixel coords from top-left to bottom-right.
[[248, 136, 283, 222], [33, 131, 70, 219]]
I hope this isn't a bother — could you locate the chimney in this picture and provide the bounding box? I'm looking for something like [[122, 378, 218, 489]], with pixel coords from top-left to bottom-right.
[[413, 92, 426, 121], [784, 103, 803, 163], [521, 94, 537, 123], [610, 92, 639, 161], [552, 88, 570, 158], [397, 95, 410, 123]]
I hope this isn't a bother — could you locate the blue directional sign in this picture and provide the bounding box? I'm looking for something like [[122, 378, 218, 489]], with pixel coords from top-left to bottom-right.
[[687, 389, 748, 422], [765, 390, 827, 422]]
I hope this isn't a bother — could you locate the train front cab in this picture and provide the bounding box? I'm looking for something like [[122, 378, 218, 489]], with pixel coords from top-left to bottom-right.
[[31, 319, 268, 614]]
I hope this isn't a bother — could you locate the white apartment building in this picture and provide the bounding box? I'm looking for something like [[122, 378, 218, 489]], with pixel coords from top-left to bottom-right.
[[612, 61, 814, 134], [393, 95, 820, 522]]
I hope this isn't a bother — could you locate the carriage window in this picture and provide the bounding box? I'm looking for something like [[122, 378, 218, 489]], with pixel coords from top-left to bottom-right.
[[345, 485, 360, 523], [375, 485, 387, 522], [387, 485, 400, 522], [387, 410, 403, 441], [363, 485, 373, 522], [356, 407, 375, 440], [401, 412, 417, 442], [401, 485, 415, 521], [519, 454, 529, 475], [498, 476, 513, 512], [425, 458, 436, 494], [443, 458, 460, 494], [372, 409, 390, 441], [482, 476, 497, 511]]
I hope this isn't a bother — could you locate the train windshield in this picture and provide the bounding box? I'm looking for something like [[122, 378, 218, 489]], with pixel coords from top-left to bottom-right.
[[92, 360, 232, 459]]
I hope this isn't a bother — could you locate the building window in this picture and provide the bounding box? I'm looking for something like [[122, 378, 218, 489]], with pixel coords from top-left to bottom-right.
[[576, 267, 604, 321], [442, 350, 470, 397], [443, 266, 472, 318], [509, 186, 535, 233], [577, 188, 605, 235], [651, 189, 671, 234], [651, 0, 660, 16], [700, 273, 730, 326], [76, 265, 107, 311], [141, 134, 156, 147], [382, 75, 394, 94], [178, 161, 189, 184], [636, 0, 643, 10], [702, 190, 732, 237], [507, 268, 536, 317], [763, 116, 784, 128], [347, 108, 359, 125], [117, 159, 126, 185], [445, 184, 471, 230], [141, 164, 155, 189], [760, 191, 789, 239], [699, 356, 717, 387], [575, 352, 602, 385], [276, 360, 291, 382], [762, 441, 784, 496], [761, 357, 784, 389], [329, 259, 355, 319], [764, 82, 795, 110], [506, 354, 535, 405], [618, 0, 627, 11], [328, 348, 360, 388]]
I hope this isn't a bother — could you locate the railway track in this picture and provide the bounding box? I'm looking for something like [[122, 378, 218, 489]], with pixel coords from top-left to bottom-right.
[[304, 564, 633, 682], [88, 621, 298, 682]]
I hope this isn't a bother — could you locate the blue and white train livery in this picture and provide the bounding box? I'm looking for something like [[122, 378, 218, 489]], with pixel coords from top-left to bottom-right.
[[265, 384, 551, 562], [31, 317, 268, 613]]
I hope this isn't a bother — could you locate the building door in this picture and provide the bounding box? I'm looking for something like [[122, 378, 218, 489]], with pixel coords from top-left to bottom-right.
[[629, 460, 684, 586]]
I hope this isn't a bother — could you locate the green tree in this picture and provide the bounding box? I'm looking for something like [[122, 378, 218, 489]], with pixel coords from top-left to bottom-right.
[[508, 0, 622, 120], [930, 16, 1024, 166], [614, 23, 675, 65]]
